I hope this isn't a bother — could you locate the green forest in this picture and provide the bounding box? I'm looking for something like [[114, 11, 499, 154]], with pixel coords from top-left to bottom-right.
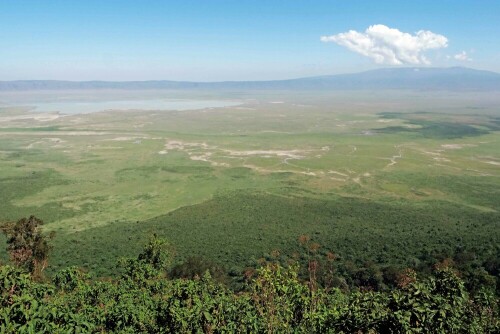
[[1, 216, 498, 333], [1, 92, 499, 333]]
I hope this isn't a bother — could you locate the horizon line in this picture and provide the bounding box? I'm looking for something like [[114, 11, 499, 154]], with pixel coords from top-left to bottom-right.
[[1, 66, 497, 84]]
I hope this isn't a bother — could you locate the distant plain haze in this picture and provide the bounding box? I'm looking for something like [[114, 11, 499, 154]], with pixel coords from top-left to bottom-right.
[[1, 0, 499, 81]]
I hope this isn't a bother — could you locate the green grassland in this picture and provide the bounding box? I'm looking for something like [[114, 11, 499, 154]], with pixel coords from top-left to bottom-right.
[[0, 90, 499, 278]]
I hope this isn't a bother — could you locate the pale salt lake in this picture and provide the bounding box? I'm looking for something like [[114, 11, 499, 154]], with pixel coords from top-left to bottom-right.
[[1, 99, 242, 114]]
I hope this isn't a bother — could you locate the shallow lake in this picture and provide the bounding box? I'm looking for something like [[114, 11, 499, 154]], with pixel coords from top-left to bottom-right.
[[3, 99, 242, 114]]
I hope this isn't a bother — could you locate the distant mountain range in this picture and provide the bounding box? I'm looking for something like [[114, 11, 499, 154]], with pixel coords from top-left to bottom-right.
[[1, 67, 499, 91]]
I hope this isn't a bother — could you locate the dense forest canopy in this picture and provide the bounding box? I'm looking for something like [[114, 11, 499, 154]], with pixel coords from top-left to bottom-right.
[[0, 216, 498, 333]]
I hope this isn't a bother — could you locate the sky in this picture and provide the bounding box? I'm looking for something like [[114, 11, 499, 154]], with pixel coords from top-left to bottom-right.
[[1, 0, 499, 81]]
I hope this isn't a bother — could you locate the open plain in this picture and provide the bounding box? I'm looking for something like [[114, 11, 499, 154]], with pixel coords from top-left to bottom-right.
[[0, 90, 499, 277]]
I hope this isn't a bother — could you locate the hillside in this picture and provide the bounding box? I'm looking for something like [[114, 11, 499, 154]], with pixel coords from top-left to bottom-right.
[[1, 67, 499, 91]]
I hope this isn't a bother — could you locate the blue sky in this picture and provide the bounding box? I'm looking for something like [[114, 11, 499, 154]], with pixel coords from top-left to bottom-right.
[[1, 0, 499, 81]]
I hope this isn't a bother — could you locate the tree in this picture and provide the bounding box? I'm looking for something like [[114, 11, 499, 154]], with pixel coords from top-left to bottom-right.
[[1, 215, 52, 278], [119, 235, 174, 285]]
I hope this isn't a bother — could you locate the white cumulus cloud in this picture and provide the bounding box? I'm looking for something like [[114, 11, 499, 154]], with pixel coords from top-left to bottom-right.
[[321, 24, 448, 65], [453, 51, 472, 61]]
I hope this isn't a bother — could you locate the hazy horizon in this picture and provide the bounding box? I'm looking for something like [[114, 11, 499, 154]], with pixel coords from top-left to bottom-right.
[[0, 66, 498, 83]]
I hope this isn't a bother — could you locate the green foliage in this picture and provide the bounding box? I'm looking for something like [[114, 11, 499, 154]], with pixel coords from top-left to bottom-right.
[[170, 256, 229, 284], [250, 263, 311, 331], [156, 272, 238, 333], [53, 267, 90, 292], [385, 269, 468, 333], [1, 216, 52, 277], [119, 236, 173, 286], [1, 238, 498, 333], [46, 192, 499, 294]]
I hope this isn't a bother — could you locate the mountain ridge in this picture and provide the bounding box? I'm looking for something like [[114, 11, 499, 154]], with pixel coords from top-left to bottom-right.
[[1, 67, 499, 91]]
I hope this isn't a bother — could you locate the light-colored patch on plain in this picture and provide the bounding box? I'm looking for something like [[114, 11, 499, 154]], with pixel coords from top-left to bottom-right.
[[159, 139, 342, 173], [163, 140, 212, 151], [441, 144, 476, 149], [242, 164, 317, 177], [211, 161, 230, 167], [0, 113, 61, 123], [328, 170, 349, 177], [224, 149, 306, 159], [43, 137, 65, 142], [259, 130, 292, 134], [401, 124, 421, 129], [482, 160, 500, 166], [26, 141, 42, 149], [158, 140, 332, 171], [189, 152, 230, 167], [433, 157, 451, 162], [421, 150, 441, 156], [91, 146, 124, 150], [25, 137, 67, 149], [385, 146, 403, 168], [189, 152, 212, 162], [107, 136, 148, 141], [133, 122, 152, 128]]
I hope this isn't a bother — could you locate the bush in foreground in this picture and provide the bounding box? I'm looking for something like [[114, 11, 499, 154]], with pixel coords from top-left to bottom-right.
[[1, 237, 498, 333]]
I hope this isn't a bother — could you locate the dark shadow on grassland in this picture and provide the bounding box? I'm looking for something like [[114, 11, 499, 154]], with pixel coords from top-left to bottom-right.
[[0, 169, 75, 222], [490, 116, 500, 126], [0, 169, 78, 264], [375, 112, 500, 139], [0, 126, 61, 132], [41, 190, 499, 280], [375, 121, 488, 139]]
